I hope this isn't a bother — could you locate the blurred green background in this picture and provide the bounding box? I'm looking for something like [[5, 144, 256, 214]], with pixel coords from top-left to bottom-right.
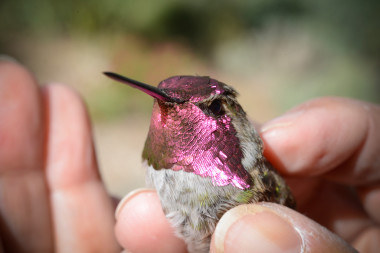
[[1, 0, 379, 197]]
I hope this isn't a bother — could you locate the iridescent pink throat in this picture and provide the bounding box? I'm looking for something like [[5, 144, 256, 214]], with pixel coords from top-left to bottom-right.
[[142, 101, 252, 190]]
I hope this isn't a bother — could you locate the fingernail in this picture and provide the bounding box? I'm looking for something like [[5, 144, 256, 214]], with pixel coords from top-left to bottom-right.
[[214, 204, 302, 253], [115, 188, 155, 220], [260, 110, 304, 134]]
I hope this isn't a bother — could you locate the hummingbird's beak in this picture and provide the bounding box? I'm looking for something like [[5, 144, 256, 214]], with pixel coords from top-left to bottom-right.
[[104, 72, 179, 102]]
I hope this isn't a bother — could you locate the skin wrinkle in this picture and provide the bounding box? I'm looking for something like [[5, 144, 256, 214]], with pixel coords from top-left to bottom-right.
[[116, 96, 380, 253], [361, 103, 380, 177], [216, 204, 303, 253], [325, 100, 370, 179], [3, 58, 379, 252], [263, 98, 373, 180], [262, 98, 379, 251], [260, 203, 356, 253], [325, 101, 378, 184], [305, 106, 354, 175], [330, 139, 367, 182], [301, 179, 372, 243]]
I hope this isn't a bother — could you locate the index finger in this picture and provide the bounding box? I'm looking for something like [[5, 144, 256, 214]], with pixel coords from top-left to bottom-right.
[[260, 97, 380, 185]]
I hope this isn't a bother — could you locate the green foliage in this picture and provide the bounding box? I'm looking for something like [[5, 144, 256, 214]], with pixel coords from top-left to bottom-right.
[[1, 0, 379, 61], [1, 0, 378, 116], [0, 0, 304, 51]]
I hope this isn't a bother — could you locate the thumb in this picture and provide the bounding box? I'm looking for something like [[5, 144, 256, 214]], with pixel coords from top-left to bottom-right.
[[210, 203, 357, 253]]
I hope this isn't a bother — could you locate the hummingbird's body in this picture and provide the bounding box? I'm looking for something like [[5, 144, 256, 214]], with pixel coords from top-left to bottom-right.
[[105, 73, 295, 253]]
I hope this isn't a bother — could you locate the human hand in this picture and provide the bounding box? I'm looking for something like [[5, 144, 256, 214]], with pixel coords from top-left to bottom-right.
[[115, 97, 380, 252], [0, 58, 120, 252]]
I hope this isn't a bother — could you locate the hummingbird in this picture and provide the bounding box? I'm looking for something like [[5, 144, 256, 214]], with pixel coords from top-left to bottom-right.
[[104, 72, 295, 253]]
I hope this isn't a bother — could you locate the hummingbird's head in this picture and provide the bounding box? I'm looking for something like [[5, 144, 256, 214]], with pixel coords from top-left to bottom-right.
[[104, 72, 263, 189]]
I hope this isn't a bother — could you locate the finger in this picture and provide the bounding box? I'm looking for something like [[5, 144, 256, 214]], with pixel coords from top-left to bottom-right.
[[211, 202, 357, 253], [261, 97, 380, 185], [43, 84, 120, 252], [115, 189, 187, 253], [0, 59, 53, 252], [299, 181, 373, 242], [351, 226, 380, 253], [358, 184, 380, 223]]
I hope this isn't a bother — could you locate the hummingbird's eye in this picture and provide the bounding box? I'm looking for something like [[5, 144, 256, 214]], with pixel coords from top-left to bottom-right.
[[208, 99, 224, 116]]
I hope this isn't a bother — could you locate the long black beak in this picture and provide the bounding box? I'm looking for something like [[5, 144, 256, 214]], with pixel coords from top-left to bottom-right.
[[104, 72, 179, 102]]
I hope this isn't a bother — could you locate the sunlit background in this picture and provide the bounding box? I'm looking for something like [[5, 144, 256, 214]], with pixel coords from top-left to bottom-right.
[[1, 0, 379, 197]]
